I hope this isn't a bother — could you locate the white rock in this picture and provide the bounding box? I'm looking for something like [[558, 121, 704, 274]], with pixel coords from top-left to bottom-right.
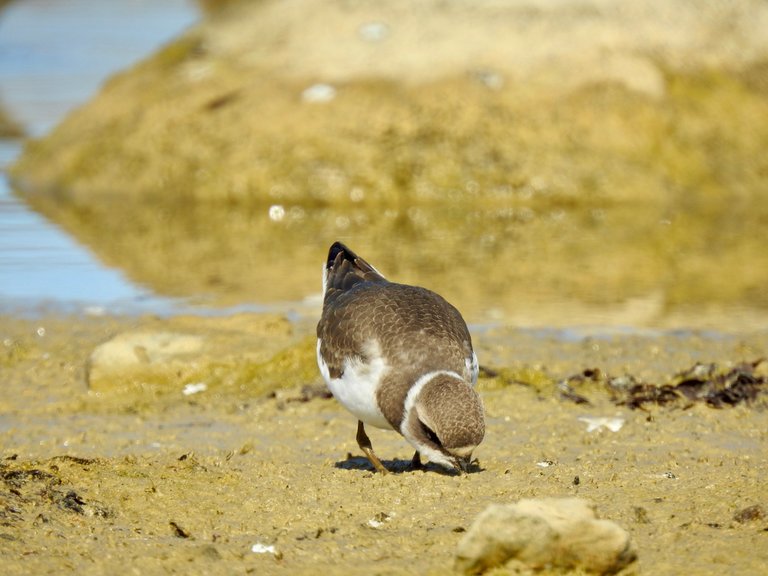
[[358, 21, 390, 42], [251, 542, 282, 559], [301, 83, 336, 103], [251, 542, 277, 555], [578, 415, 626, 433], [455, 498, 637, 575], [182, 382, 208, 396]]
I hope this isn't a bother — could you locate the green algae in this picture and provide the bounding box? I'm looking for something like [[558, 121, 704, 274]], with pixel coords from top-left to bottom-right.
[[230, 335, 318, 395], [478, 365, 556, 394], [1, 338, 33, 367], [84, 334, 319, 415]]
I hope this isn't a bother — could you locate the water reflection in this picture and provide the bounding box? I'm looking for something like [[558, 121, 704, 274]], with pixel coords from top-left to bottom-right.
[[4, 3, 768, 328], [26, 190, 766, 328]]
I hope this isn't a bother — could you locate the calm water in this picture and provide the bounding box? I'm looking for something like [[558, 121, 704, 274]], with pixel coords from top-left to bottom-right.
[[2, 2, 765, 329], [0, 0, 198, 313]]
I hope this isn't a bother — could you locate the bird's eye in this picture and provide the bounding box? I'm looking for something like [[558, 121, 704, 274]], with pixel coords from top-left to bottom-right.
[[420, 422, 441, 446]]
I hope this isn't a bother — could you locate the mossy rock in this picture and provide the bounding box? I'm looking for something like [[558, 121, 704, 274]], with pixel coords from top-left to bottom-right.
[[86, 314, 316, 398]]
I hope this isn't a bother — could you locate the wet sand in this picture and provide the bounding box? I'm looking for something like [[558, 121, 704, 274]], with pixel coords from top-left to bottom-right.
[[2, 313, 766, 575]]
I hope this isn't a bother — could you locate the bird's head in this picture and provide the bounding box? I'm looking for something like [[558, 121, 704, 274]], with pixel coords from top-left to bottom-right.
[[401, 372, 485, 473]]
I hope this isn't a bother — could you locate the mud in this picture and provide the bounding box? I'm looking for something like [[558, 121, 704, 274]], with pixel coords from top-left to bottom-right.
[[2, 313, 767, 575]]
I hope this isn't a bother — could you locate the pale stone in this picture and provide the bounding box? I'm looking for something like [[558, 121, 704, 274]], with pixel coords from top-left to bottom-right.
[[455, 498, 637, 575], [84, 314, 307, 395], [89, 331, 204, 368]]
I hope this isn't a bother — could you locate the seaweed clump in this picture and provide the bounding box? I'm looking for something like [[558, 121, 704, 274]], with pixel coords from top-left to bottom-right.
[[557, 359, 767, 409]]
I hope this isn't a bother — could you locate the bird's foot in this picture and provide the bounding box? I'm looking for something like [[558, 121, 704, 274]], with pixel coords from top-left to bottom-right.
[[362, 446, 389, 475], [410, 451, 425, 471], [356, 420, 388, 475]]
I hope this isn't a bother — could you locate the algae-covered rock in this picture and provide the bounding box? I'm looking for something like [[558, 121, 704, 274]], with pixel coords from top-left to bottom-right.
[[87, 331, 205, 392], [85, 313, 317, 397], [13, 1, 768, 206]]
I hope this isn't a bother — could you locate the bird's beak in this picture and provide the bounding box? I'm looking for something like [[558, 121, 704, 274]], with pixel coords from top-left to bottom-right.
[[455, 455, 473, 474]]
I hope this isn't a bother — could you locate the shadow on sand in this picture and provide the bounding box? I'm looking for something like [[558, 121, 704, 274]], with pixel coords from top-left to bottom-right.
[[334, 454, 484, 476]]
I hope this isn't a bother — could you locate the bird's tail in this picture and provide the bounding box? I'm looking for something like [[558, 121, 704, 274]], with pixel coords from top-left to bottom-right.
[[322, 241, 386, 297]]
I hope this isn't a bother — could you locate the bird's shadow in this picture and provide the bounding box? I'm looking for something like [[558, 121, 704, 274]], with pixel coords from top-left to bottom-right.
[[334, 454, 484, 476]]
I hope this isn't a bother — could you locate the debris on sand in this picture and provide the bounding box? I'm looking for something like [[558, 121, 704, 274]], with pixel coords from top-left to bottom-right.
[[558, 359, 767, 409], [733, 504, 765, 524], [1, 459, 111, 522], [617, 359, 767, 409]]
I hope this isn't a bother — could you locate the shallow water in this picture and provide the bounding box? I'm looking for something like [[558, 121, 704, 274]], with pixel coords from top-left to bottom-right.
[[0, 0, 199, 136], [0, 0, 198, 312], [0, 143, 150, 308], [11, 58, 768, 328], [4, 1, 768, 332]]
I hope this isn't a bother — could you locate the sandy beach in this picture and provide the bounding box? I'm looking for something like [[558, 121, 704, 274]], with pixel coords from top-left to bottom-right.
[[2, 312, 767, 574]]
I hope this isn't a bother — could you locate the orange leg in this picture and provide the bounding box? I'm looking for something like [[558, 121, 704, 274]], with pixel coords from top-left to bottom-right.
[[356, 420, 388, 475]]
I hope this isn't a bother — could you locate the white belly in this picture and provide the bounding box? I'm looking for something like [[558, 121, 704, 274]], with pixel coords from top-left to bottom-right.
[[317, 339, 392, 430]]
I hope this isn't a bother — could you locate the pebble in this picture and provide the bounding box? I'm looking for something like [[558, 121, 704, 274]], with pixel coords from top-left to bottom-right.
[[301, 83, 336, 103], [578, 415, 626, 433], [251, 542, 282, 559], [358, 21, 389, 42]]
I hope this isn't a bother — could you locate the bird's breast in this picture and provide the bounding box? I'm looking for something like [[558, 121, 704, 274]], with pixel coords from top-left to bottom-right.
[[317, 338, 393, 430]]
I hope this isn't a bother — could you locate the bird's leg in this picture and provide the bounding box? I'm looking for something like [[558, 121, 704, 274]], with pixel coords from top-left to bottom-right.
[[410, 451, 425, 471], [356, 420, 388, 475]]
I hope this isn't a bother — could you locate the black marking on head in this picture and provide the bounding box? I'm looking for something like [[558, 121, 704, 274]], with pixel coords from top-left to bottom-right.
[[421, 421, 442, 448]]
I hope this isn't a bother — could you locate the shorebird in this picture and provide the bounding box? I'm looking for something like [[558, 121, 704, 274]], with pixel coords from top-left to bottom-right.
[[316, 241, 485, 474]]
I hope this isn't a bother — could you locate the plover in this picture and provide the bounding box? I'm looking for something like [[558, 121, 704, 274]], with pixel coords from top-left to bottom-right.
[[316, 241, 485, 474]]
